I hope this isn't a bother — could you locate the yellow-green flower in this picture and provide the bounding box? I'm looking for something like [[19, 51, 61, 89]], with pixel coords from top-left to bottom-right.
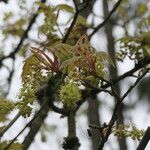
[[60, 83, 81, 107]]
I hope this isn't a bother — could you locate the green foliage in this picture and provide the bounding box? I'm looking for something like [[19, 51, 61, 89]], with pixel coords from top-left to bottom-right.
[[59, 83, 81, 108], [0, 0, 149, 149], [18, 29, 112, 118], [21, 55, 40, 83], [113, 124, 144, 141], [3, 11, 13, 22], [116, 31, 150, 62], [55, 4, 75, 14], [136, 3, 148, 16], [76, 15, 90, 27], [49, 43, 75, 63], [137, 16, 150, 33], [56, 35, 110, 80], [18, 55, 52, 117], [84, 75, 99, 87], [0, 97, 15, 122], [0, 141, 23, 150], [2, 18, 26, 37], [37, 2, 57, 37], [18, 43, 29, 57], [19, 35, 112, 114], [31, 34, 111, 83]]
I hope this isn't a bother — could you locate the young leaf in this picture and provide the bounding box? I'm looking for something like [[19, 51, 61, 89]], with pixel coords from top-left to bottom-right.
[[75, 34, 89, 47], [60, 56, 82, 69], [55, 4, 75, 13], [49, 43, 75, 62]]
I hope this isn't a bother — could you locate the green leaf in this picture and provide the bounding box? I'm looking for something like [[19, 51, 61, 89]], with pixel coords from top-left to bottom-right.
[[76, 15, 90, 27], [49, 43, 75, 62], [18, 43, 29, 56], [3, 11, 13, 21], [60, 56, 82, 69], [55, 4, 75, 13]]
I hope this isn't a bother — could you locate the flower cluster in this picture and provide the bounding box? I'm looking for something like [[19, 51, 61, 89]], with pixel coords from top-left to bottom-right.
[[113, 124, 144, 141], [59, 83, 81, 108]]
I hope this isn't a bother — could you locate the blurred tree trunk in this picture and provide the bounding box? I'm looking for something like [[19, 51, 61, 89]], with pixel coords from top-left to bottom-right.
[[87, 95, 101, 150], [102, 0, 127, 150], [78, 0, 102, 149]]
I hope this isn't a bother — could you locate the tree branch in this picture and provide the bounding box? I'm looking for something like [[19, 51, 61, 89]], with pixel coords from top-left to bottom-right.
[[22, 104, 49, 149], [62, 0, 87, 43], [3, 98, 50, 150], [137, 127, 150, 150], [101, 58, 150, 89], [97, 69, 149, 150], [0, 113, 20, 140], [89, 0, 123, 39]]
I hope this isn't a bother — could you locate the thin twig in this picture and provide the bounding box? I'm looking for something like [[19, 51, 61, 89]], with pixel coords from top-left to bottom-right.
[[122, 69, 149, 100], [62, 0, 87, 43], [0, 113, 21, 140], [89, 0, 123, 39], [62, 0, 79, 43]]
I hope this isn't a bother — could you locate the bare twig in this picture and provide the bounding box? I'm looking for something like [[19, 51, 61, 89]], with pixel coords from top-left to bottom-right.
[[62, 0, 79, 43], [0, 113, 20, 140], [62, 0, 87, 43], [122, 69, 149, 100], [89, 0, 123, 39]]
